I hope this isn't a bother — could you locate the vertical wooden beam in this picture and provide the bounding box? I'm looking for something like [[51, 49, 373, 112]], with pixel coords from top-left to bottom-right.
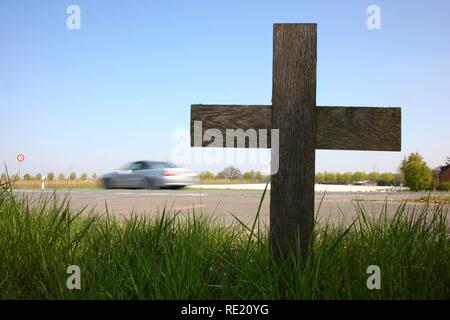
[[270, 24, 317, 261]]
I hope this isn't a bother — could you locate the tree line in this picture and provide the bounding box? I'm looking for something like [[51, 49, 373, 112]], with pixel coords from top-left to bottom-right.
[[200, 167, 402, 185], [200, 167, 268, 182], [200, 153, 449, 191], [0, 172, 98, 181], [315, 171, 402, 186]]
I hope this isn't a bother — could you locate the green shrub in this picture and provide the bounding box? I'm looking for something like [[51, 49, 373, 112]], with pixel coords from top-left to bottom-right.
[[242, 171, 255, 180], [437, 182, 450, 191], [200, 171, 215, 180]]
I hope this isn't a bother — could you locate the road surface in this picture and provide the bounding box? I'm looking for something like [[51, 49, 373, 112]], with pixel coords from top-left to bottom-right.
[[13, 189, 449, 227]]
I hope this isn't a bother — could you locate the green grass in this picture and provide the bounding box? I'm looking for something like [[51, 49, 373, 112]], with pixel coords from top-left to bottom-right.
[[416, 195, 450, 205], [0, 180, 449, 299], [437, 182, 450, 191]]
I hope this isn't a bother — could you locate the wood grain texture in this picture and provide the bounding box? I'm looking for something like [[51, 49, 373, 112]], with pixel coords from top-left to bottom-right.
[[191, 105, 272, 148], [316, 106, 401, 151], [270, 23, 317, 261], [191, 105, 401, 151]]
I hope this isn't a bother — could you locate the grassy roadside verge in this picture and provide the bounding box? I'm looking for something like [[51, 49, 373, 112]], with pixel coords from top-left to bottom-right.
[[0, 180, 449, 299], [416, 196, 450, 205]]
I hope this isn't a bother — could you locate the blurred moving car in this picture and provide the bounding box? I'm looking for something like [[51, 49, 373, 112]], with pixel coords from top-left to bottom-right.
[[101, 161, 198, 189]]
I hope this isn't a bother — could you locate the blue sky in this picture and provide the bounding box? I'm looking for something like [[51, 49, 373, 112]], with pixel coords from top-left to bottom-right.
[[1, 0, 449, 176]]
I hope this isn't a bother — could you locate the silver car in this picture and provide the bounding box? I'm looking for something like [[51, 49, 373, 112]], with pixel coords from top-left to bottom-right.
[[101, 161, 198, 189]]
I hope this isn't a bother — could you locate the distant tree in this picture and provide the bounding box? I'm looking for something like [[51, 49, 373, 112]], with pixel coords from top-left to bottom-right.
[[11, 173, 19, 181], [431, 168, 441, 190], [80, 172, 88, 180], [200, 171, 215, 180], [368, 171, 381, 183], [324, 172, 337, 184], [254, 171, 264, 182], [47, 172, 55, 181], [330, 173, 338, 184], [341, 172, 353, 185], [215, 171, 225, 179], [393, 173, 403, 186], [221, 166, 242, 179], [0, 173, 6, 181], [380, 172, 394, 186], [400, 152, 432, 191], [58, 173, 65, 180], [352, 171, 367, 183], [334, 172, 352, 185], [69, 172, 77, 180], [92, 173, 97, 179], [315, 172, 324, 184], [242, 171, 255, 180], [24, 173, 32, 180], [35, 173, 42, 181]]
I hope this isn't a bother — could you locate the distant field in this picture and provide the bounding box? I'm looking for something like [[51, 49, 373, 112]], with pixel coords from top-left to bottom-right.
[[11, 178, 266, 189], [13, 179, 101, 189]]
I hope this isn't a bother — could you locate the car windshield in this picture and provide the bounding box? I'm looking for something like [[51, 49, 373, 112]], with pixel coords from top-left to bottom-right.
[[164, 162, 178, 168], [119, 162, 178, 170], [119, 163, 132, 170]]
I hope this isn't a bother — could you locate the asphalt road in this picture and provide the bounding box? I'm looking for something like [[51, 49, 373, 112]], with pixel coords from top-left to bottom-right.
[[13, 188, 450, 227]]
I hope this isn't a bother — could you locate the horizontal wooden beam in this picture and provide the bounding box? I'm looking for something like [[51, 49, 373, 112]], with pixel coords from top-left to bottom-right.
[[191, 104, 401, 151]]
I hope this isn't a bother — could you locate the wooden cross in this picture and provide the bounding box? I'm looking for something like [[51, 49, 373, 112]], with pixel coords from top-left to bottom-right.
[[190, 24, 401, 260]]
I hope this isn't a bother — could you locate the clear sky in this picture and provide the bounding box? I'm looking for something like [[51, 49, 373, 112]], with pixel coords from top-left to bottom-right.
[[1, 0, 449, 176]]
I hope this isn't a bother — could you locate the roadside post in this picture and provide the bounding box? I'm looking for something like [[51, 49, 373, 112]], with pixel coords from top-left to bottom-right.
[[16, 154, 25, 180]]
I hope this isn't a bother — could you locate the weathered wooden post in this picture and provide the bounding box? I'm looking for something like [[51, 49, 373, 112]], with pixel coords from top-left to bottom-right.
[[190, 23, 401, 261], [270, 24, 317, 260]]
